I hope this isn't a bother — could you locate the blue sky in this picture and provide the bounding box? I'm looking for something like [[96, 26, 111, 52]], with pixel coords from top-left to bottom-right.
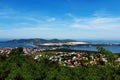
[[0, 0, 120, 40]]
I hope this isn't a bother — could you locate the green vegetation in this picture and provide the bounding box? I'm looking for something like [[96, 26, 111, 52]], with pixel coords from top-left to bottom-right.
[[97, 46, 117, 63], [0, 47, 120, 80]]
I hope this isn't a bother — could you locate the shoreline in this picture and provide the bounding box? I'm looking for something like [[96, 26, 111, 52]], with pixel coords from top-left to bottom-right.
[[37, 41, 120, 46]]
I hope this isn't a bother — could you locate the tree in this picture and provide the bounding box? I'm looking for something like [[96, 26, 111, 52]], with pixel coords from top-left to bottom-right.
[[10, 47, 24, 56], [97, 46, 115, 63]]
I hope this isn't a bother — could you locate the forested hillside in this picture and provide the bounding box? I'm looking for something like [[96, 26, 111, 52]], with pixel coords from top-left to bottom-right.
[[0, 47, 120, 80]]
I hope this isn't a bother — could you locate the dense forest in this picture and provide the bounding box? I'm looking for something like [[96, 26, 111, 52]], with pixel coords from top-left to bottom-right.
[[0, 47, 120, 80]]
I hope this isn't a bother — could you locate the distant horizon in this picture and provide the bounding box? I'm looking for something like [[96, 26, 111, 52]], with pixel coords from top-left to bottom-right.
[[0, 38, 120, 42]]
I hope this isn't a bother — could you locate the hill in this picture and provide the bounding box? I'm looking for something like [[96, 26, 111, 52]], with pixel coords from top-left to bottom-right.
[[1, 38, 77, 44]]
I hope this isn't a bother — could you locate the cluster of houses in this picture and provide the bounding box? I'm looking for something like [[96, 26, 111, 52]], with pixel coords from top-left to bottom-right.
[[0, 47, 49, 56], [49, 52, 109, 67], [23, 47, 58, 54], [23, 48, 38, 54], [0, 48, 12, 56], [1, 47, 120, 67], [0, 48, 40, 56], [33, 51, 110, 67]]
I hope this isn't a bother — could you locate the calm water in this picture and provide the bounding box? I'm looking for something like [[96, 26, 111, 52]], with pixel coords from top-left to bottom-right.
[[70, 40, 120, 53], [70, 46, 120, 53], [0, 39, 120, 53], [0, 43, 33, 48], [78, 39, 120, 44]]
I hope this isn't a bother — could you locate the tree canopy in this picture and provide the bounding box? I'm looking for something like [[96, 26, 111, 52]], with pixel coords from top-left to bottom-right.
[[0, 47, 120, 80]]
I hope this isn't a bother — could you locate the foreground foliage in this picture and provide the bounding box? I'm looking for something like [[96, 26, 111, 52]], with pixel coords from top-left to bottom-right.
[[0, 47, 120, 80]]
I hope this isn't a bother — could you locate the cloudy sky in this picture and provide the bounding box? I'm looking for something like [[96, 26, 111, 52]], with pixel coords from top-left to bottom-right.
[[0, 0, 120, 40]]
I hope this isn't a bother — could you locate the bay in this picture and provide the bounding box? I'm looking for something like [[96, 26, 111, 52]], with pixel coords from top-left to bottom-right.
[[70, 45, 120, 53], [0, 43, 34, 48], [0, 43, 120, 53], [69, 40, 120, 53]]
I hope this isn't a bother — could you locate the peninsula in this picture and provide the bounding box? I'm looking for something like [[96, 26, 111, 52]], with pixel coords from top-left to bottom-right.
[[1, 38, 120, 47]]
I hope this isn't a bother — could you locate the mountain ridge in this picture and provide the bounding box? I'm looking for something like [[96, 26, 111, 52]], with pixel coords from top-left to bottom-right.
[[0, 38, 78, 44]]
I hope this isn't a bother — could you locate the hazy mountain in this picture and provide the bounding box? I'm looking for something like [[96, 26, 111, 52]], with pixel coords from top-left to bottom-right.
[[1, 38, 77, 44]]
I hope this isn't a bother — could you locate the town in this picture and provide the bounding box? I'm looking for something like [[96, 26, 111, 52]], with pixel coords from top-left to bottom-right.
[[1, 47, 120, 67]]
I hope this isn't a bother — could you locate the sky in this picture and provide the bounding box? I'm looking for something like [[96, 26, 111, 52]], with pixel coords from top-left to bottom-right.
[[0, 0, 120, 40]]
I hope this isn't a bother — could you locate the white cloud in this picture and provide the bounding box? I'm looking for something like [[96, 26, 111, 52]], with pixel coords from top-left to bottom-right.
[[0, 27, 53, 38], [66, 13, 74, 18], [0, 6, 18, 16], [0, 6, 120, 39], [71, 17, 120, 30], [46, 17, 56, 22], [66, 12, 120, 30], [93, 9, 111, 17]]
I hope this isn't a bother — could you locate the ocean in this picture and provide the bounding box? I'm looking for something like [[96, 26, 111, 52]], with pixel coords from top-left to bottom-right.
[[78, 39, 120, 44], [0, 39, 120, 53], [70, 45, 120, 53], [0, 43, 33, 48]]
